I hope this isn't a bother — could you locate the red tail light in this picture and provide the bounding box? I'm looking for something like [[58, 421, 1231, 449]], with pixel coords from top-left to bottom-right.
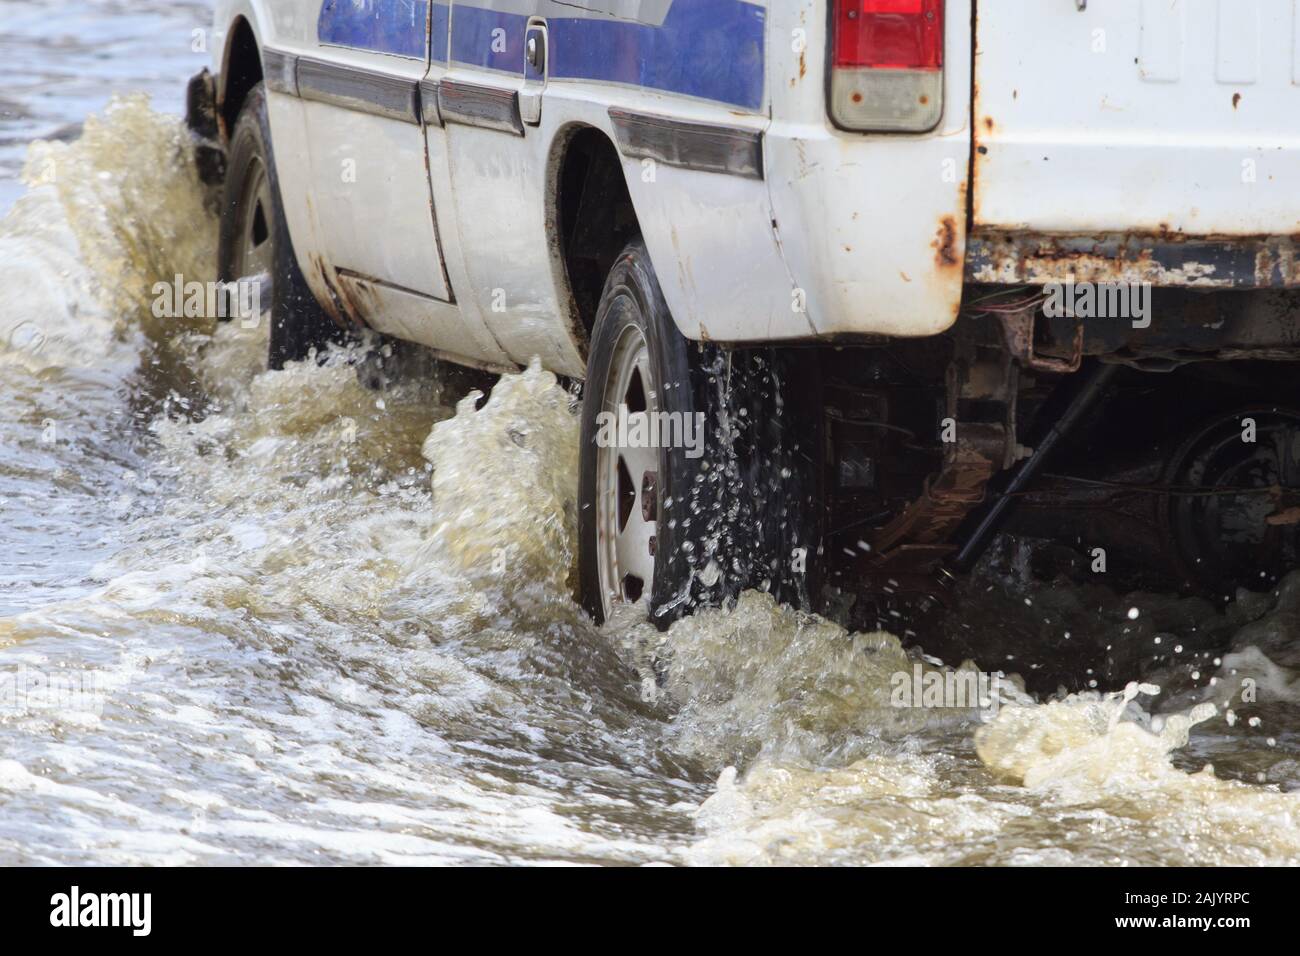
[[834, 0, 944, 70], [830, 0, 945, 132]]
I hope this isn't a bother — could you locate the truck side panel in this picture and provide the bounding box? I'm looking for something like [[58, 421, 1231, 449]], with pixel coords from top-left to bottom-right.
[[975, 0, 1300, 238], [220, 0, 978, 370], [434, 0, 799, 353], [766, 0, 973, 340]]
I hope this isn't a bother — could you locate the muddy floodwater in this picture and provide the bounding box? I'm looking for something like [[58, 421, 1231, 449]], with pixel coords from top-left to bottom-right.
[[1, 1, 1299, 866]]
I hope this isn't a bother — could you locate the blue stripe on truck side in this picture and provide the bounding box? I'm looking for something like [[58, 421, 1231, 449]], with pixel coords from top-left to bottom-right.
[[432, 3, 450, 63], [446, 5, 527, 76], [551, 1, 766, 112], [318, 0, 430, 60], [319, 0, 766, 111]]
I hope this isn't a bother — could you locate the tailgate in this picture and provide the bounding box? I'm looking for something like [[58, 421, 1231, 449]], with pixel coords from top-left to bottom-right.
[[973, 0, 1300, 238]]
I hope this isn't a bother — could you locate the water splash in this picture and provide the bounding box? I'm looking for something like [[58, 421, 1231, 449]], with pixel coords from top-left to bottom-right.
[[2, 94, 214, 374], [2, 97, 1300, 866]]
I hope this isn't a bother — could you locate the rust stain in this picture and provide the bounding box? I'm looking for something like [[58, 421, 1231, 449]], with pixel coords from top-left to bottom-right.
[[308, 254, 345, 326], [933, 217, 959, 269], [983, 116, 994, 132], [1267, 506, 1300, 527], [1233, 92, 1242, 110], [971, 85, 986, 225], [792, 5, 807, 84], [1257, 246, 1275, 284], [311, 255, 366, 331], [966, 230, 1300, 288], [958, 174, 973, 231], [331, 274, 366, 326]]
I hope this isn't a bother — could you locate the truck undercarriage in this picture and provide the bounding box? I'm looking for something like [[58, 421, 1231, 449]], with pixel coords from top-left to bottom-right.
[[819, 285, 1300, 648]]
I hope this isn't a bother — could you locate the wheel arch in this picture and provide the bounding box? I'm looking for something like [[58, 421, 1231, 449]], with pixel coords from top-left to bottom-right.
[[218, 15, 263, 139], [546, 122, 641, 361]]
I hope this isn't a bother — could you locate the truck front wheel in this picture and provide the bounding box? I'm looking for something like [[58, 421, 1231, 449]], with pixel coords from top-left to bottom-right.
[[577, 239, 825, 627], [217, 82, 341, 369]]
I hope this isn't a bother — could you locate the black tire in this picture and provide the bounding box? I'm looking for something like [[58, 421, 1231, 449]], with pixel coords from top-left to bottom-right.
[[217, 82, 342, 369], [577, 238, 825, 627]]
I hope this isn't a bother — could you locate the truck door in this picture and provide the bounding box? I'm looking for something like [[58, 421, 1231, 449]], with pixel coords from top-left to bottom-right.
[[299, 0, 452, 300], [432, 2, 587, 375], [973, 0, 1300, 237]]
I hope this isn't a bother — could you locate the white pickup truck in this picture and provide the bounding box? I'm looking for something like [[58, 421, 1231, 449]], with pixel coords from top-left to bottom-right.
[[187, 0, 1300, 629]]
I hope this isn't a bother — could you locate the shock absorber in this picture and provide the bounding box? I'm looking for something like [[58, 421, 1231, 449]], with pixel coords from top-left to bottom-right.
[[947, 360, 1120, 574]]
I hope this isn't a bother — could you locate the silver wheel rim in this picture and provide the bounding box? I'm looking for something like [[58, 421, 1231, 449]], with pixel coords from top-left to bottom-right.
[[230, 155, 274, 289], [596, 323, 659, 619]]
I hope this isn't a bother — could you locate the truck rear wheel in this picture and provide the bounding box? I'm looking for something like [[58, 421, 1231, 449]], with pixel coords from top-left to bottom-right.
[[577, 239, 825, 627], [217, 82, 341, 369]]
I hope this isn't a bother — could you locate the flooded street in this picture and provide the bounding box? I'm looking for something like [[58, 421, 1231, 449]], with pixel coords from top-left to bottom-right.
[[1, 1, 1299, 866], [0, 0, 212, 214]]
